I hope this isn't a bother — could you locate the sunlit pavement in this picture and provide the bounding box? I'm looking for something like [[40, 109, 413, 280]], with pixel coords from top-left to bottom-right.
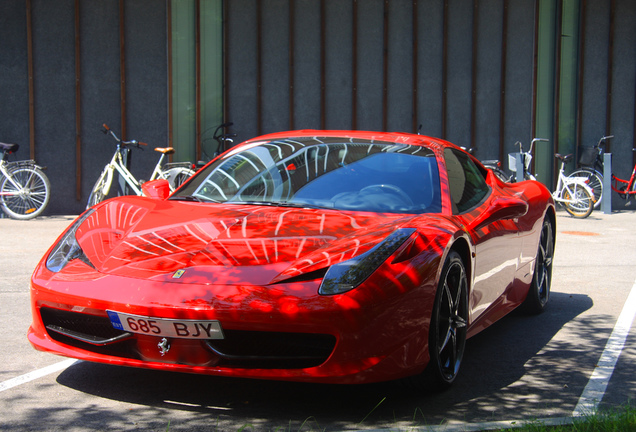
[[1, 210, 635, 431]]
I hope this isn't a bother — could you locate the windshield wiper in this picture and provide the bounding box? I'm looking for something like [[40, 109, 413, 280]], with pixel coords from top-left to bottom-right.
[[226, 200, 332, 210], [170, 195, 205, 202]]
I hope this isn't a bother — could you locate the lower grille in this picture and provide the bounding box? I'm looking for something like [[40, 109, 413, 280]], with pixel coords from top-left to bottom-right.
[[39, 307, 336, 369], [206, 330, 336, 369], [41, 307, 128, 343], [40, 307, 138, 358]]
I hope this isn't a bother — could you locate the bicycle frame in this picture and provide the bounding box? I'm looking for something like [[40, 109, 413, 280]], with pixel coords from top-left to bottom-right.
[[100, 148, 143, 197], [148, 152, 169, 182], [553, 159, 594, 205], [589, 135, 636, 198], [610, 165, 636, 196]]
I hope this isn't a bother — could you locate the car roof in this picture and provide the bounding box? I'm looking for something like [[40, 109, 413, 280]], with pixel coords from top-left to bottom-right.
[[242, 130, 453, 154]]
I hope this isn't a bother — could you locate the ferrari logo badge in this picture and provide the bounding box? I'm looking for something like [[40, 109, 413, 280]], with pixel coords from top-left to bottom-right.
[[172, 269, 185, 279], [158, 338, 171, 356]]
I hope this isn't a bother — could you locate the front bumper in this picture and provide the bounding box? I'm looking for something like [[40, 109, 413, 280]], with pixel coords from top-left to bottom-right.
[[29, 262, 436, 384]]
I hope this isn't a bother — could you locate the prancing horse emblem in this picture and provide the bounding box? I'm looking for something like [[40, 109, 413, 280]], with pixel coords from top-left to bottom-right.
[[158, 338, 171, 356]]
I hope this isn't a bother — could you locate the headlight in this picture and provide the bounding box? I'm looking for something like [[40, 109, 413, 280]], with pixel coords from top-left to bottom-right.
[[319, 228, 416, 295], [46, 209, 96, 272]]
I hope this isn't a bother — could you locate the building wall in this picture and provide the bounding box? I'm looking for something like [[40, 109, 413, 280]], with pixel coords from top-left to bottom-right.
[[1, 0, 168, 216], [1, 0, 635, 215]]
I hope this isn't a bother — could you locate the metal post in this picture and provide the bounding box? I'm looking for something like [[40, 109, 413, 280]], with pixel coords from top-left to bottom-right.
[[516, 153, 525, 183], [602, 153, 612, 214]]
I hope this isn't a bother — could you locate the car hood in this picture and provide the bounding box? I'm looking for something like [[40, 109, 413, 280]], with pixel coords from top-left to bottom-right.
[[74, 197, 416, 285]]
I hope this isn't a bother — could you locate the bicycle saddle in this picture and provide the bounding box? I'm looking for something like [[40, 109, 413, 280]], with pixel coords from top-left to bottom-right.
[[555, 153, 573, 163], [154, 147, 175, 155], [0, 142, 19, 154]]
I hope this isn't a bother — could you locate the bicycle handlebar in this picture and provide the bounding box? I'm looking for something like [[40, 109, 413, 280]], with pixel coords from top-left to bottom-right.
[[515, 138, 549, 154], [213, 122, 237, 154], [597, 135, 614, 148], [102, 124, 147, 149]]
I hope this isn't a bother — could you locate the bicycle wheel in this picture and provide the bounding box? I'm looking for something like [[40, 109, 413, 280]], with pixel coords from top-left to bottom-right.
[[0, 166, 50, 219], [562, 182, 594, 218], [159, 166, 196, 190], [86, 167, 113, 208], [567, 168, 603, 208]]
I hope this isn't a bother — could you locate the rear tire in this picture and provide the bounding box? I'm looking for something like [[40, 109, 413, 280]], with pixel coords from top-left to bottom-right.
[[567, 168, 603, 208], [0, 166, 50, 219], [522, 218, 554, 314], [562, 182, 593, 218]]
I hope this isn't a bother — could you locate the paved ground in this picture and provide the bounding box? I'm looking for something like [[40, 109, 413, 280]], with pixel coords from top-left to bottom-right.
[[1, 209, 635, 431]]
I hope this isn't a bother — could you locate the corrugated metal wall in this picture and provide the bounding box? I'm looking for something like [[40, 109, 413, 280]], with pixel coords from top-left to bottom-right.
[[225, 0, 537, 163], [1, 0, 635, 214], [1, 0, 168, 216]]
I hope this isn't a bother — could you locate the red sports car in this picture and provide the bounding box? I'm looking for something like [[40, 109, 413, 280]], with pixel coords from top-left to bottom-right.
[[29, 130, 555, 388]]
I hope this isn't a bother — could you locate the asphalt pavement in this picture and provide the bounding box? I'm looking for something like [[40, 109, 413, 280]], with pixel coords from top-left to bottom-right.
[[1, 209, 635, 431]]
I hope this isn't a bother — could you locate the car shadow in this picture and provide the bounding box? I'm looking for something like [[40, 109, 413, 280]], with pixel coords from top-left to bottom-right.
[[56, 291, 595, 430]]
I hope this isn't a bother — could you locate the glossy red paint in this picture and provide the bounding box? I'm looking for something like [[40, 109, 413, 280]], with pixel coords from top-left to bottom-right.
[[28, 130, 555, 384]]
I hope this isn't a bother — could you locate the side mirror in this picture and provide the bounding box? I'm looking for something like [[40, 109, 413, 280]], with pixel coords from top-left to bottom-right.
[[141, 179, 171, 200], [469, 197, 528, 231]]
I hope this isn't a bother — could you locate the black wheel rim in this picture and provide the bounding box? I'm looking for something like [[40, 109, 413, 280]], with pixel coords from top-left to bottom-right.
[[535, 222, 554, 306], [436, 260, 468, 382]]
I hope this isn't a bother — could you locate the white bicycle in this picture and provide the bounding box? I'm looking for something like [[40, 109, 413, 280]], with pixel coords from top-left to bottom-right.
[[508, 138, 594, 218], [87, 124, 196, 208]]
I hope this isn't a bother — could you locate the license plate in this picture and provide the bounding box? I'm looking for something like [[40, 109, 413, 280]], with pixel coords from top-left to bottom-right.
[[107, 310, 224, 340]]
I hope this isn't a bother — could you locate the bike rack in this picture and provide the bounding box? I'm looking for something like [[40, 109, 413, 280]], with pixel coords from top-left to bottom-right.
[[511, 153, 525, 183], [602, 153, 612, 214]]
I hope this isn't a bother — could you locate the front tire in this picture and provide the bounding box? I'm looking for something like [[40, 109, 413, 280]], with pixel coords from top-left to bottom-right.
[[427, 250, 468, 389], [522, 218, 554, 314]]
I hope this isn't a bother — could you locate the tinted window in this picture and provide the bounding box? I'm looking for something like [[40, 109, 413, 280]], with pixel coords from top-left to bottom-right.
[[444, 148, 490, 213]]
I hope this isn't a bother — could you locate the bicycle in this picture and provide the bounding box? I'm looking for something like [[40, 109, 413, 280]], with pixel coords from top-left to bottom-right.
[[510, 138, 594, 218], [87, 124, 196, 208], [481, 138, 549, 183], [608, 148, 636, 204], [200, 122, 237, 162], [0, 142, 51, 219], [612, 148, 636, 205], [566, 135, 612, 208], [551, 153, 595, 218]]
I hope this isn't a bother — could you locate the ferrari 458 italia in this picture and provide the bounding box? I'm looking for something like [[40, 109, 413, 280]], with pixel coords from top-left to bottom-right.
[[29, 130, 555, 388]]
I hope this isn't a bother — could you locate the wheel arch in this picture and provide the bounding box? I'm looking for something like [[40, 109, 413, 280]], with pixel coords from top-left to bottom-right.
[[544, 204, 557, 242], [446, 235, 472, 286]]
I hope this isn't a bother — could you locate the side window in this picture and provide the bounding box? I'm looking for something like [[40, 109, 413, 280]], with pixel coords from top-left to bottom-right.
[[444, 148, 490, 214]]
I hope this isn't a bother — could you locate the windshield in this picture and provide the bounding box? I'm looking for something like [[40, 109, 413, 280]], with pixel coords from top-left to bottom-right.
[[174, 137, 441, 214]]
